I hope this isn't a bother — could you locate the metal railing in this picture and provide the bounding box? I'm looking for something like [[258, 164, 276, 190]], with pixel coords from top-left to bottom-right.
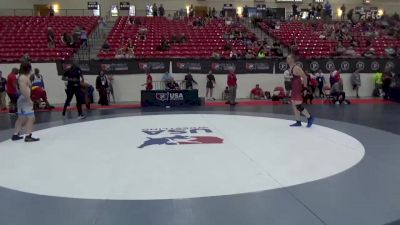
[[0, 9, 187, 18], [152, 80, 186, 90], [0, 9, 97, 16]]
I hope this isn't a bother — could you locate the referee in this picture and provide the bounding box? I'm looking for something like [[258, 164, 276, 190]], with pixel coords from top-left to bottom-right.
[[62, 63, 86, 119]]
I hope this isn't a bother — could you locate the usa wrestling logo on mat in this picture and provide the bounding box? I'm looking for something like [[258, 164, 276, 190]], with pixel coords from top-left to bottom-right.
[[139, 127, 224, 148]]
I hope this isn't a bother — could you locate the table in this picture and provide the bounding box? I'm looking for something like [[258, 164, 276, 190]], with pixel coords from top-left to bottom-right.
[[141, 90, 200, 107], [391, 86, 400, 103]]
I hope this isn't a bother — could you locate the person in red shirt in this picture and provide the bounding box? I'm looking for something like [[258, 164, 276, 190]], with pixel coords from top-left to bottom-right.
[[226, 69, 237, 105], [6, 68, 19, 114], [250, 84, 265, 100], [145, 72, 153, 90]]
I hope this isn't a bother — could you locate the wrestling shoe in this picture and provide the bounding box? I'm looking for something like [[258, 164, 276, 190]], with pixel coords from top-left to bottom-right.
[[78, 115, 87, 120], [11, 134, 24, 141], [290, 121, 302, 127], [25, 134, 40, 142], [307, 116, 315, 128]]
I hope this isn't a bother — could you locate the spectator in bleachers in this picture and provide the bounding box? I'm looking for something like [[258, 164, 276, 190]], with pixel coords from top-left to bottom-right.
[[229, 50, 239, 59], [101, 40, 111, 53], [115, 48, 126, 59], [96, 70, 109, 106], [128, 17, 135, 25], [351, 68, 361, 98], [183, 72, 197, 90], [385, 46, 396, 57], [99, 17, 107, 38], [159, 4, 165, 17], [340, 4, 346, 20], [292, 3, 298, 20], [188, 4, 194, 17], [30, 68, 54, 110], [138, 28, 148, 40], [211, 51, 221, 59], [257, 50, 266, 59], [0, 71, 7, 110], [6, 68, 19, 114], [20, 52, 31, 63], [48, 5, 55, 16], [178, 34, 187, 43], [364, 48, 376, 58], [211, 8, 216, 18], [308, 3, 315, 20], [245, 49, 256, 59], [47, 27, 55, 48], [73, 26, 81, 47], [324, 1, 332, 19], [126, 38, 134, 54], [80, 27, 88, 48], [61, 32, 74, 47], [347, 9, 354, 23], [250, 84, 265, 100], [343, 46, 360, 57], [152, 3, 158, 17], [336, 42, 346, 56], [160, 36, 170, 51], [316, 3, 323, 19]]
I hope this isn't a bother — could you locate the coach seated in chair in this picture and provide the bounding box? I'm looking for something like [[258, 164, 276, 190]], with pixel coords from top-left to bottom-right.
[[250, 84, 265, 100], [331, 78, 349, 104], [166, 78, 180, 91]]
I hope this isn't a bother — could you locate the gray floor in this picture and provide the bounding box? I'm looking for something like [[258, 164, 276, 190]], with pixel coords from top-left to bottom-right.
[[0, 104, 400, 225]]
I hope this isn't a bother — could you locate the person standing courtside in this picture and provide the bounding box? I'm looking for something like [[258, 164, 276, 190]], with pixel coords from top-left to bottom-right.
[[287, 54, 314, 127], [0, 71, 7, 110], [206, 70, 216, 101], [6, 68, 19, 114], [184, 72, 197, 90], [226, 69, 237, 105], [11, 62, 40, 142], [62, 64, 86, 119]]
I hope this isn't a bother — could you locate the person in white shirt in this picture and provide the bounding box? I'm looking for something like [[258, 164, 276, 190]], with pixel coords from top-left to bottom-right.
[[283, 69, 292, 96]]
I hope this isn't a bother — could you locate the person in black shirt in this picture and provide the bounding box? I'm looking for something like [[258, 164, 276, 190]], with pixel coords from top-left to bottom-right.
[[62, 64, 85, 119], [96, 70, 109, 106], [0, 70, 7, 110], [206, 71, 216, 101], [183, 72, 197, 90]]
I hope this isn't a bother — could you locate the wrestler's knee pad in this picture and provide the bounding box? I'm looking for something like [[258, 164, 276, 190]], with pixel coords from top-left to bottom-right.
[[296, 104, 305, 112]]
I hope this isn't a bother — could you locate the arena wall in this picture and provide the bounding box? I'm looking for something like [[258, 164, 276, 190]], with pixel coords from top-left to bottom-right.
[[0, 63, 376, 104]]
